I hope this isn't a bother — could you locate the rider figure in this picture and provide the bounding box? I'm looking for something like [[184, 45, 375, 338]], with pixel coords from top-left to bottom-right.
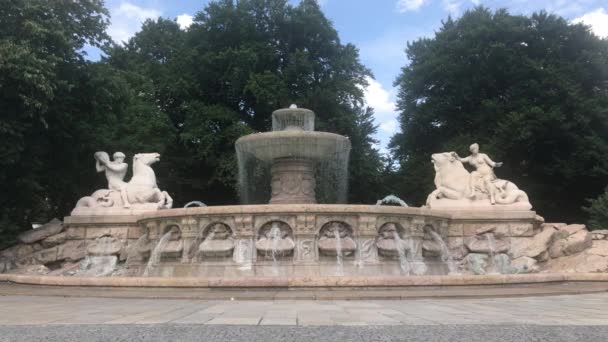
[[95, 151, 131, 208], [451, 143, 503, 204]]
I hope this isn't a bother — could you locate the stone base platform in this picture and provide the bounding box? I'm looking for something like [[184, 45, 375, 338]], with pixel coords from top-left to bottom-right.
[[58, 204, 541, 277], [2, 273, 608, 299]]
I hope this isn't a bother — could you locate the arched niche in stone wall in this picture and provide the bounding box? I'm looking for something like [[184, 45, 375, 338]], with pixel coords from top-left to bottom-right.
[[376, 222, 408, 258], [317, 221, 356, 257], [197, 222, 235, 258], [156, 224, 183, 261], [255, 220, 295, 258]]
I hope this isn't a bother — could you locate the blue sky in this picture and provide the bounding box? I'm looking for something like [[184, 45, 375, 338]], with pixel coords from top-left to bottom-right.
[[92, 0, 608, 151]]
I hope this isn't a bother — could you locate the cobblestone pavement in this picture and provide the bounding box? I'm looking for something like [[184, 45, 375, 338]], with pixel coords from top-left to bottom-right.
[[2, 325, 608, 342], [0, 293, 608, 326]]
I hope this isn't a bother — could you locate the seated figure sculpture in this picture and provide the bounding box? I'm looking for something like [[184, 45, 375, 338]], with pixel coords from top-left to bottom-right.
[[426, 143, 531, 210], [72, 152, 173, 215]]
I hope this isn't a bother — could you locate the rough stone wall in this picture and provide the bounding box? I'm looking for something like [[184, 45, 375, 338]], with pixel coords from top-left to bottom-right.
[[1, 208, 607, 276]]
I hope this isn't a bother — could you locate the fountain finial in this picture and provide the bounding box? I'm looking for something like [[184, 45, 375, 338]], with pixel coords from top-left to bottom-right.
[[289, 104, 297, 109]]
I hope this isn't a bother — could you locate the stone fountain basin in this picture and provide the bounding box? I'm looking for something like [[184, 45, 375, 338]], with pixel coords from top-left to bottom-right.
[[199, 240, 234, 258], [235, 131, 350, 161], [255, 239, 295, 256], [377, 239, 410, 257], [318, 238, 356, 256]]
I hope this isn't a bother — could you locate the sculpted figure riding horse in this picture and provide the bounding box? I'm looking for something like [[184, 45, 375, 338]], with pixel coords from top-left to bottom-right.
[[426, 144, 531, 210], [72, 152, 173, 214]]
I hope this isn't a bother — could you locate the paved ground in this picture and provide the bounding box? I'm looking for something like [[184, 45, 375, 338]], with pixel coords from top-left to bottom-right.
[[2, 325, 608, 342], [1, 293, 608, 341]]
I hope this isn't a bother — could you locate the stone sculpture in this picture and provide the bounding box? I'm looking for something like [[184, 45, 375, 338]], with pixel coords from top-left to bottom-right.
[[376, 223, 409, 257], [72, 152, 173, 215], [198, 223, 235, 258], [426, 144, 531, 210], [255, 221, 295, 257], [95, 151, 131, 208], [317, 221, 356, 257], [160, 226, 184, 260]]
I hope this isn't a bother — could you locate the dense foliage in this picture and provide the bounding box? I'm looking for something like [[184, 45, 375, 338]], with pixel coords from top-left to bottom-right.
[[583, 187, 608, 231], [0, 0, 384, 247], [2, 2, 607, 247], [106, 0, 386, 205], [390, 7, 608, 222], [0, 0, 113, 248]]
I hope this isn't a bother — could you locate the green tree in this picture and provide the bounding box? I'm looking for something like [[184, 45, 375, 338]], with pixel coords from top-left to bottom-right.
[[390, 7, 608, 221], [583, 187, 608, 230], [108, 0, 385, 204], [0, 0, 111, 247]]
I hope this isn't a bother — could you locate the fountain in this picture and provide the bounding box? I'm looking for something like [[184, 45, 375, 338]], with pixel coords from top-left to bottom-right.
[[485, 233, 498, 274], [269, 223, 282, 275], [143, 230, 173, 276], [334, 229, 344, 276], [428, 229, 459, 275], [392, 230, 410, 274], [6, 105, 556, 283], [235, 105, 351, 204]]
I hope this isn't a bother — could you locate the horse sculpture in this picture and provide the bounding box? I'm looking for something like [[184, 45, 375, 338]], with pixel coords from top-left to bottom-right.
[[426, 152, 531, 209], [73, 152, 173, 214]]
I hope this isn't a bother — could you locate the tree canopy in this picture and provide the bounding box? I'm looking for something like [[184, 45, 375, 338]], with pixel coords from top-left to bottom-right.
[[390, 7, 608, 221], [2, 2, 607, 248], [105, 0, 385, 206], [0, 0, 385, 247]]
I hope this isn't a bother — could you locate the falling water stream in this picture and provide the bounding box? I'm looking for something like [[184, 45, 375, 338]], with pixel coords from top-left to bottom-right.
[[125, 234, 149, 266], [408, 238, 428, 276], [334, 230, 344, 276], [429, 230, 459, 275], [235, 240, 252, 271], [392, 231, 411, 274], [269, 223, 281, 276], [197, 230, 216, 260], [485, 233, 499, 274], [143, 231, 173, 276]]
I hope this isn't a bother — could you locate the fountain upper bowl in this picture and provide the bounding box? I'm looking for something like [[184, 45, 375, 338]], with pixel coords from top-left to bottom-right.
[[235, 131, 351, 161]]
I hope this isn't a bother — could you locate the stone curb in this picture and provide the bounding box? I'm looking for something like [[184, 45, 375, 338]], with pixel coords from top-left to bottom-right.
[[2, 273, 608, 288]]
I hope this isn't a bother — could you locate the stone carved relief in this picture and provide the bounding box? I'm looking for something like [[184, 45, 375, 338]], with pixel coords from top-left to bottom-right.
[[197, 223, 235, 258], [317, 221, 356, 257], [270, 158, 316, 204], [296, 239, 317, 262], [72, 152, 173, 215], [357, 215, 377, 235], [234, 239, 254, 270], [355, 238, 378, 264], [376, 223, 409, 258], [234, 215, 254, 236], [426, 145, 532, 210], [296, 215, 316, 234], [255, 221, 295, 257], [159, 225, 183, 260]]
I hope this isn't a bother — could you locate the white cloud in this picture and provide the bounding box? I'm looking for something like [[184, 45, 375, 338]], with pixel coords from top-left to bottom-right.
[[363, 77, 397, 113], [361, 76, 400, 141], [380, 120, 399, 134], [396, 0, 429, 12], [442, 0, 462, 15], [572, 8, 608, 38], [176, 14, 194, 30], [107, 2, 161, 44]]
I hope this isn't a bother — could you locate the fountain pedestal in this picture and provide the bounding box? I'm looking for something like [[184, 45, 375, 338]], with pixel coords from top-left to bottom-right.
[[270, 158, 316, 204]]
